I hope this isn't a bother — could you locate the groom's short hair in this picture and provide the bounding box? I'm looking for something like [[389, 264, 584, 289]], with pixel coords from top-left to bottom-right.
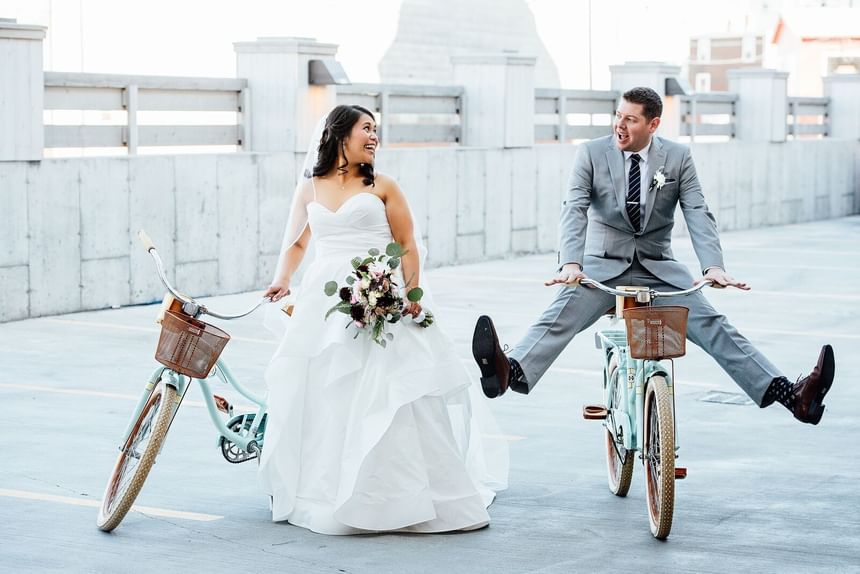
[[623, 87, 663, 120]]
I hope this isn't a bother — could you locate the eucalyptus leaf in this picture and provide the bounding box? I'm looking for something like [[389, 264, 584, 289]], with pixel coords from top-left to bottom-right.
[[368, 248, 380, 256], [325, 303, 342, 320], [407, 287, 424, 302], [351, 257, 362, 269], [380, 339, 387, 348], [346, 275, 355, 285], [388, 257, 400, 269], [386, 242, 403, 257], [324, 281, 338, 296]]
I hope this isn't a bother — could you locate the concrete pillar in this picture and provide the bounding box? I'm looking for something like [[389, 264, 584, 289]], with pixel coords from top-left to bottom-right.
[[823, 74, 860, 140], [610, 61, 683, 140], [728, 68, 788, 142], [234, 37, 341, 153], [452, 53, 536, 148], [0, 19, 46, 161]]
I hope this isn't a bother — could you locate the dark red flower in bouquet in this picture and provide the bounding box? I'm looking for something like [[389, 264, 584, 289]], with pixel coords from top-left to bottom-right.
[[339, 286, 351, 302]]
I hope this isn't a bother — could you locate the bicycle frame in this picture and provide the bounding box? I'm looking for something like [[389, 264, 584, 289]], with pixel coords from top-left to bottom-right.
[[117, 359, 267, 455], [596, 328, 677, 454]]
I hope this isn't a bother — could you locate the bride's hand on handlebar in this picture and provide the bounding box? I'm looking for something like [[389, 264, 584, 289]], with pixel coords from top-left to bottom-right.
[[545, 263, 591, 287], [265, 281, 291, 302], [696, 268, 750, 291]]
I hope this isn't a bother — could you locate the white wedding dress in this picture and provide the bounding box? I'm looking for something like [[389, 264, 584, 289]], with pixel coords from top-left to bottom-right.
[[258, 191, 509, 535]]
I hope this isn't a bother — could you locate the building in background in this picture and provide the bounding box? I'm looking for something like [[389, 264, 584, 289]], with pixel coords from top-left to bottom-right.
[[379, 0, 560, 88], [688, 33, 765, 92], [688, 1, 860, 95]]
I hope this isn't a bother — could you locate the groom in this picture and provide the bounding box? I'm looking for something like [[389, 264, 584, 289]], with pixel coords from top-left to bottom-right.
[[472, 86, 835, 425]]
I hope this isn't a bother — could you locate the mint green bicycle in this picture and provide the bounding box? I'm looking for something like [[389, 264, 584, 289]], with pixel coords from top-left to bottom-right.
[[96, 231, 270, 532], [581, 278, 715, 540]]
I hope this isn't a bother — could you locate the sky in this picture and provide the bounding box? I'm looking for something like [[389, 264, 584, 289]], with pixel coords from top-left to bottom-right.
[[0, 0, 812, 89]]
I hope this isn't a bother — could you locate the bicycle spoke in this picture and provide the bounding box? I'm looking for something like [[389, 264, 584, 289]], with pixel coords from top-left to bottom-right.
[[107, 395, 162, 514]]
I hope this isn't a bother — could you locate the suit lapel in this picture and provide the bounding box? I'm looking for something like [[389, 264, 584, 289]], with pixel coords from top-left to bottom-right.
[[605, 143, 631, 229], [642, 137, 667, 231]]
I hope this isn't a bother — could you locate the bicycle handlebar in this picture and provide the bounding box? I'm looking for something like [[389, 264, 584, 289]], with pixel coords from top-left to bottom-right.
[[137, 229, 156, 252], [580, 278, 712, 299], [137, 229, 268, 320]]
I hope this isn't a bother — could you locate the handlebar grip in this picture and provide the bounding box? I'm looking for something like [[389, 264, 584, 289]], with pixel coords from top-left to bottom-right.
[[137, 229, 156, 252]]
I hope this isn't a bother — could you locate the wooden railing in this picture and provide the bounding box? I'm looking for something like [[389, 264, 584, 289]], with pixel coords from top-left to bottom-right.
[[679, 92, 737, 141], [534, 88, 618, 142], [787, 96, 829, 138], [336, 83, 463, 145], [44, 72, 248, 153]]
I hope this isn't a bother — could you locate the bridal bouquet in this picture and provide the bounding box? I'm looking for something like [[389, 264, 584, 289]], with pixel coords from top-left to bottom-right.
[[324, 242, 434, 347]]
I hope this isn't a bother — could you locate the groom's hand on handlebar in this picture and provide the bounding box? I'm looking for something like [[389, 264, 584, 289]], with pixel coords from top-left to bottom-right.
[[695, 267, 750, 291], [545, 263, 591, 287]]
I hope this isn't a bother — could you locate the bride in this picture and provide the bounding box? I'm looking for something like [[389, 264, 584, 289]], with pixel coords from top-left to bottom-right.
[[258, 104, 509, 535]]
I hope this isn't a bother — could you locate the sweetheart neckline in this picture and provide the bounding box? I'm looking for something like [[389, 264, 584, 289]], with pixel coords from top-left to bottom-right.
[[309, 192, 384, 214]]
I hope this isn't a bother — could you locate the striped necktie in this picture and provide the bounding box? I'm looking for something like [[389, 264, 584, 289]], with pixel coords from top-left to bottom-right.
[[626, 153, 642, 232]]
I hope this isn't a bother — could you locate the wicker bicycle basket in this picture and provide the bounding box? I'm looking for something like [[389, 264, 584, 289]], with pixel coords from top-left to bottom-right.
[[623, 305, 689, 360], [155, 310, 230, 378]]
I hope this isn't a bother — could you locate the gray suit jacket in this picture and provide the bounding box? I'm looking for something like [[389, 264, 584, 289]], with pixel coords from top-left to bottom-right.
[[558, 135, 724, 289]]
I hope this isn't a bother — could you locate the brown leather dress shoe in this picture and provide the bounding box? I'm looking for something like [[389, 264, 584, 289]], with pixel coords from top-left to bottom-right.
[[472, 315, 510, 399], [792, 344, 835, 425]]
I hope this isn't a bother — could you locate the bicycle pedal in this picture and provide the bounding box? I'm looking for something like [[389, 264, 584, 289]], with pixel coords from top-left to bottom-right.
[[213, 394, 233, 414], [675, 467, 688, 480], [582, 404, 608, 420]]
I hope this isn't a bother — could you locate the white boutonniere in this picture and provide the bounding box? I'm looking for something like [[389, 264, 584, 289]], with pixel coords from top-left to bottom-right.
[[650, 166, 667, 191]]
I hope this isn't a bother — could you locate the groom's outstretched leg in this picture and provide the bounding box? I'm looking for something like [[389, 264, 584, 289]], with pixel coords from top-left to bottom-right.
[[474, 284, 612, 396]]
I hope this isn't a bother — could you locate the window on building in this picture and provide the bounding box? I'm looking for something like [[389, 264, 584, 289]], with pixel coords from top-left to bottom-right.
[[742, 35, 757, 62], [695, 73, 712, 92], [697, 38, 711, 62]]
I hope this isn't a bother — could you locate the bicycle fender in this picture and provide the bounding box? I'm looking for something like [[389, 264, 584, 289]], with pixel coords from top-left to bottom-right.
[[613, 410, 634, 450], [643, 361, 672, 387]]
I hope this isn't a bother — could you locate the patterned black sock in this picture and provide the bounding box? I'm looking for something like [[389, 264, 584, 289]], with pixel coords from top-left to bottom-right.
[[509, 357, 526, 384], [762, 377, 795, 411]]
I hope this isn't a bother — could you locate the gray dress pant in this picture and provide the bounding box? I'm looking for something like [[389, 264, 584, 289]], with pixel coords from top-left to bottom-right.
[[508, 257, 782, 405]]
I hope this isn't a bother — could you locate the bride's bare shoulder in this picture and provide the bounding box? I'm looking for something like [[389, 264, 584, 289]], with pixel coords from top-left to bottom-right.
[[373, 173, 402, 195]]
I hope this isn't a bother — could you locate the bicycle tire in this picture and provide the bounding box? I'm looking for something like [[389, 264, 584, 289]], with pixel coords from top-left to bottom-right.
[[96, 380, 177, 532], [643, 375, 675, 540], [604, 354, 634, 496]]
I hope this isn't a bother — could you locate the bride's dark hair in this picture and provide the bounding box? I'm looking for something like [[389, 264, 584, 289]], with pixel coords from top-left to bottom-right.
[[312, 105, 376, 186]]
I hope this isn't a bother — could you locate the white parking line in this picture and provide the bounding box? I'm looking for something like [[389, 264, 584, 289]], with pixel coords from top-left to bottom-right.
[[0, 488, 222, 522], [42, 318, 276, 344], [0, 383, 256, 411]]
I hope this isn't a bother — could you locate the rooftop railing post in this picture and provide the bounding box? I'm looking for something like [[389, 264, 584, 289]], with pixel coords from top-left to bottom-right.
[[0, 19, 46, 161], [727, 68, 788, 142], [557, 92, 567, 143], [823, 74, 860, 141], [452, 53, 536, 148], [123, 84, 139, 155], [234, 37, 342, 153]]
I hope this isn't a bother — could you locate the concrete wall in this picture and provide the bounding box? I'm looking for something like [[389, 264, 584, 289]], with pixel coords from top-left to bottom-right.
[[0, 153, 296, 322], [1, 140, 858, 322]]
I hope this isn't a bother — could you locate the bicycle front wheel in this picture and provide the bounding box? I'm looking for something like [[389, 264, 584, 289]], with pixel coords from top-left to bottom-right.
[[604, 355, 633, 496], [643, 375, 675, 540], [96, 380, 177, 532]]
